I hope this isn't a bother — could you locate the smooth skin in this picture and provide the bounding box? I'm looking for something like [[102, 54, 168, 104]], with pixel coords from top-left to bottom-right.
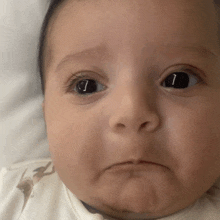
[[42, 0, 220, 219]]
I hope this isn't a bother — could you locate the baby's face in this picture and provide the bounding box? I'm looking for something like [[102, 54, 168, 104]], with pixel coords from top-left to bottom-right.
[[43, 0, 220, 219]]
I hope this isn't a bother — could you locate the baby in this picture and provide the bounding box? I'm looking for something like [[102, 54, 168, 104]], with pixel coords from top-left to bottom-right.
[[1, 0, 220, 219]]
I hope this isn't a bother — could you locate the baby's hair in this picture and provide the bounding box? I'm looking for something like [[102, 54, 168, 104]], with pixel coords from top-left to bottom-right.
[[38, 0, 68, 94], [38, 0, 220, 95]]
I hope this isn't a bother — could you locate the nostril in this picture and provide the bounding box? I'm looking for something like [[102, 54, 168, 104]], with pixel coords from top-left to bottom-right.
[[140, 122, 148, 128], [117, 123, 125, 128]]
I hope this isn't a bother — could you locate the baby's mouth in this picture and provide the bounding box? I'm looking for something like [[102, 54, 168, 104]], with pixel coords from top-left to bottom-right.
[[105, 160, 169, 173]]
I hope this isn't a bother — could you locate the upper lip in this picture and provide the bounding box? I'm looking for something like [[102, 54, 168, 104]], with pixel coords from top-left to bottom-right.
[[106, 159, 167, 170]]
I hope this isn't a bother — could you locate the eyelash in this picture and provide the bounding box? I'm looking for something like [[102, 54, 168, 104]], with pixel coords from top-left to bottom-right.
[[65, 69, 202, 96]]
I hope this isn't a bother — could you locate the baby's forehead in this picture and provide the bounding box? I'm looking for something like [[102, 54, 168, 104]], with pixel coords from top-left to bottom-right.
[[45, 0, 220, 72]]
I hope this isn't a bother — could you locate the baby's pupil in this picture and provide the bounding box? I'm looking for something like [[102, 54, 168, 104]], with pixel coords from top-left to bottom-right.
[[164, 72, 189, 89], [76, 79, 97, 94]]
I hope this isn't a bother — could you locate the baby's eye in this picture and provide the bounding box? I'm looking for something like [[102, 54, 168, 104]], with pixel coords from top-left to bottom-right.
[[73, 79, 105, 95], [161, 72, 198, 89]]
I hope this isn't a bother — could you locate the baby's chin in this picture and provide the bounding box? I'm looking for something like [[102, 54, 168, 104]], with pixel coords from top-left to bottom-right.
[[79, 174, 197, 220], [82, 192, 193, 220], [83, 196, 194, 220]]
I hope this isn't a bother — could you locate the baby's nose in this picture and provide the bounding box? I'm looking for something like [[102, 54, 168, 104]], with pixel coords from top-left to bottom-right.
[[108, 81, 160, 133]]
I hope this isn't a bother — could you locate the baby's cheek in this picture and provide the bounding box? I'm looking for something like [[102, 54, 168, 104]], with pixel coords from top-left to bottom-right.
[[47, 117, 104, 173], [166, 111, 220, 190]]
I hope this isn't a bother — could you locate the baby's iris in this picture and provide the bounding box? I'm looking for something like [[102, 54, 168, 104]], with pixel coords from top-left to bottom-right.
[[162, 72, 197, 89], [75, 79, 104, 95]]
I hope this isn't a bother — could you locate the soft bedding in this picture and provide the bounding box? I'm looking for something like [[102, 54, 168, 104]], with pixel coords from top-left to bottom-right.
[[0, 0, 50, 170]]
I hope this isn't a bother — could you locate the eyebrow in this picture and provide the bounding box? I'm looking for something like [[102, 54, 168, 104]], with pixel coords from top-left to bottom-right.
[[55, 44, 218, 72], [55, 45, 109, 72], [180, 45, 218, 58]]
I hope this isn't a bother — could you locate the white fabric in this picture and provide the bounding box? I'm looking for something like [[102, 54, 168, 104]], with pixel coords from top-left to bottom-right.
[[1, 159, 220, 220], [0, 0, 50, 170], [0, 159, 116, 220]]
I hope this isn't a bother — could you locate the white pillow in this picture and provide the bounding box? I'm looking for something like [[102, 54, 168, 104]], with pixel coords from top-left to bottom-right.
[[0, 0, 51, 170]]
